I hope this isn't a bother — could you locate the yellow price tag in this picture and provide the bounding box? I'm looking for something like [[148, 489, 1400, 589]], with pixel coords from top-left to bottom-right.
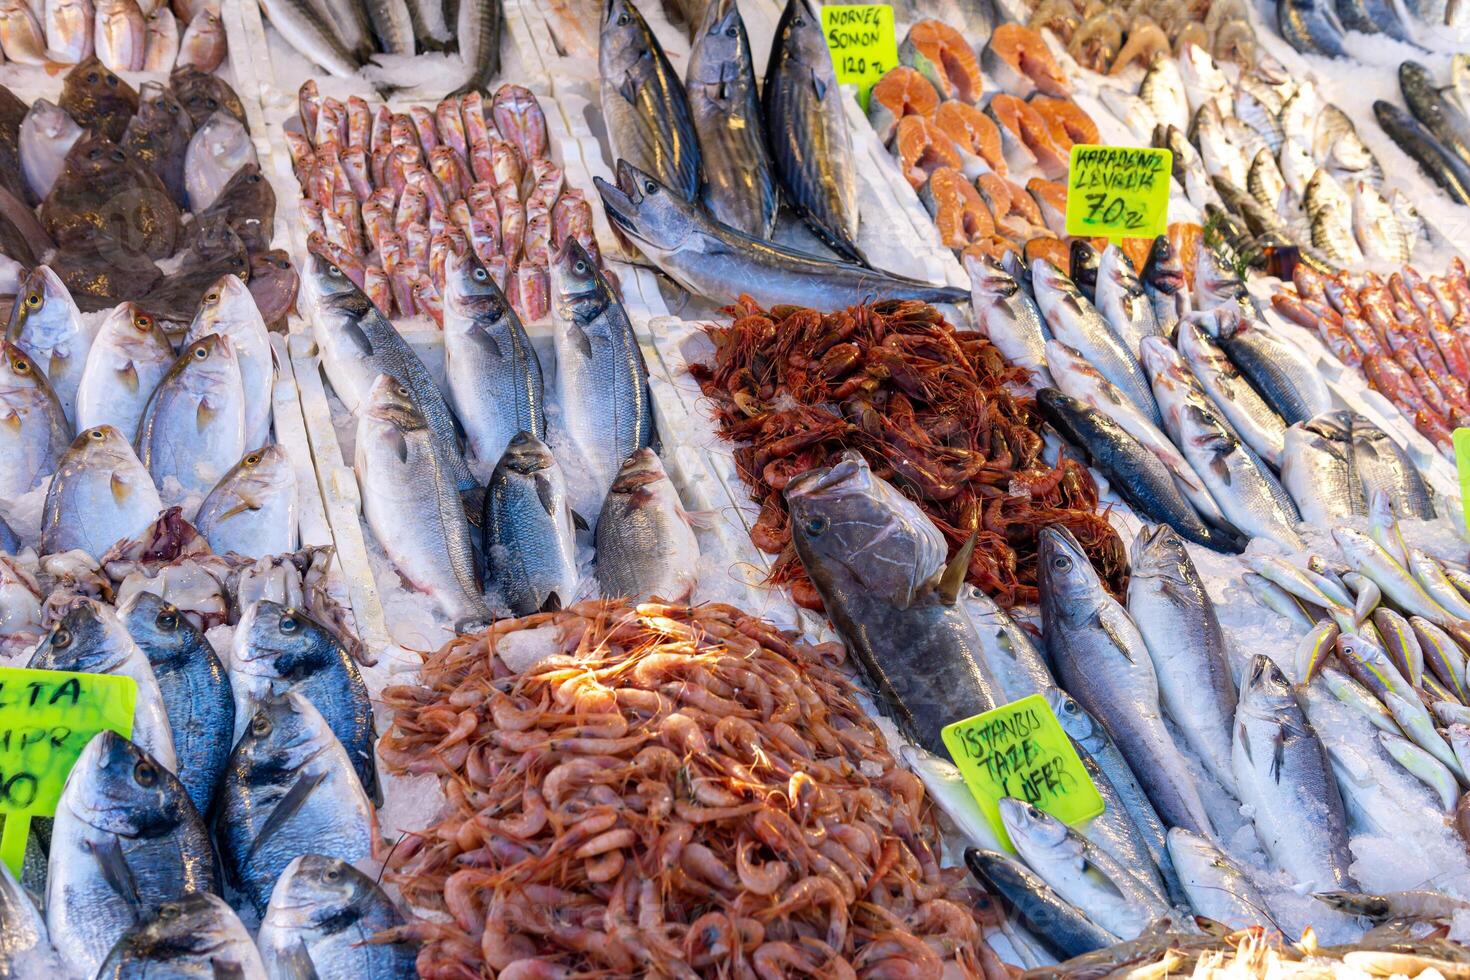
[[1064, 144, 1172, 243], [941, 693, 1105, 850], [820, 4, 899, 110], [0, 668, 136, 876], [1454, 428, 1470, 534]]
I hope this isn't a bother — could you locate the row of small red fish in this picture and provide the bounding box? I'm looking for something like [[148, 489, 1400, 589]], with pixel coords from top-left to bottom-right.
[[1274, 260, 1470, 455], [286, 81, 599, 325]]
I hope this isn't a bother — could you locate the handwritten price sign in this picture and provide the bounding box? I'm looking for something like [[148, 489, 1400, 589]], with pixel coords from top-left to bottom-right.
[[1064, 145, 1172, 242], [820, 4, 898, 110], [941, 693, 1104, 849]]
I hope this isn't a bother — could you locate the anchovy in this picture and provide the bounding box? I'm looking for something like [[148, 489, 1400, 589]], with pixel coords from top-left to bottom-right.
[[484, 432, 580, 616]]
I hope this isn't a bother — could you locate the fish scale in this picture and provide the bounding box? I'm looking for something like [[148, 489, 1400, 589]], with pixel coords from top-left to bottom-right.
[[484, 432, 579, 616]]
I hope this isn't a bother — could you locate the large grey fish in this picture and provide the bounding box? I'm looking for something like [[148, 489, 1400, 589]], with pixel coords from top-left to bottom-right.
[[195, 444, 298, 558], [999, 798, 1170, 941], [1031, 260, 1158, 424], [786, 452, 1001, 755], [483, 432, 579, 616], [595, 448, 700, 603], [230, 599, 379, 804], [966, 252, 1051, 385], [1128, 524, 1236, 791], [46, 731, 215, 979], [96, 891, 264, 979], [1210, 312, 1333, 426], [1234, 655, 1357, 892], [442, 247, 545, 469], [963, 848, 1117, 959], [74, 303, 174, 444], [1351, 415, 1433, 520], [1075, 746, 1170, 903], [1166, 829, 1279, 932], [257, 855, 415, 979], [1175, 316, 1286, 467], [1141, 235, 1191, 340], [1402, 61, 1470, 168], [599, 0, 701, 202], [364, 0, 411, 52], [1281, 413, 1364, 524], [215, 692, 375, 916], [548, 239, 657, 502], [18, 99, 82, 201], [596, 161, 967, 309], [136, 333, 245, 496], [685, 0, 776, 239], [763, 0, 862, 262], [307, 252, 474, 492], [6, 265, 89, 423], [1278, 0, 1347, 56], [355, 375, 491, 627], [967, 586, 1054, 704], [39, 425, 162, 558], [451, 0, 501, 97], [1094, 244, 1160, 359], [118, 591, 232, 818], [1373, 101, 1470, 207], [29, 597, 177, 770], [0, 858, 62, 978], [1040, 524, 1214, 836], [1192, 243, 1257, 318], [0, 341, 69, 499], [256, 0, 361, 78], [184, 274, 275, 450]]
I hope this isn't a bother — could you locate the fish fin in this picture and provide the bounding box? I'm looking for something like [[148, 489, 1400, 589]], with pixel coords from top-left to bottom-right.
[[808, 68, 826, 101], [570, 509, 589, 532], [211, 960, 250, 980], [0, 411, 18, 431], [481, 330, 504, 359], [359, 749, 383, 807], [540, 592, 563, 613], [342, 317, 374, 357], [1237, 721, 1251, 763], [570, 323, 593, 360], [245, 770, 327, 863], [534, 473, 557, 517], [1270, 728, 1286, 784], [118, 360, 139, 392], [111, 472, 132, 502], [680, 508, 717, 530], [271, 940, 320, 980], [89, 835, 141, 909], [937, 533, 978, 606], [196, 399, 217, 432], [617, 72, 639, 106], [390, 429, 410, 464], [217, 494, 263, 520]]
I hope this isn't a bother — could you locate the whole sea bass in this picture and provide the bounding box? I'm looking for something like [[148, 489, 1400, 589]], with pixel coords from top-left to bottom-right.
[[786, 451, 1001, 754], [764, 0, 862, 262], [1282, 413, 1364, 523], [214, 692, 376, 916], [600, 0, 701, 201], [442, 247, 545, 468], [685, 0, 777, 239], [966, 252, 1051, 386], [94, 892, 265, 979], [40, 425, 162, 558], [1039, 525, 1214, 837], [483, 432, 580, 616], [118, 591, 233, 818], [595, 447, 700, 602], [256, 855, 416, 978], [596, 161, 967, 308], [548, 239, 656, 502], [47, 731, 216, 980], [1351, 414, 1433, 519]]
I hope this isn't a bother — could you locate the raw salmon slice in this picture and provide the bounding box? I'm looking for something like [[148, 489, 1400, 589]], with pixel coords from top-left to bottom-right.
[[977, 172, 1050, 242], [934, 101, 1006, 179], [921, 166, 995, 251], [1024, 234, 1069, 270], [1169, 222, 1202, 291], [900, 19, 983, 104], [1029, 96, 1099, 151], [986, 94, 1069, 181], [1120, 237, 1152, 273], [961, 236, 1023, 264], [867, 66, 940, 146], [894, 115, 962, 190], [1026, 177, 1068, 235], [982, 24, 1071, 100]]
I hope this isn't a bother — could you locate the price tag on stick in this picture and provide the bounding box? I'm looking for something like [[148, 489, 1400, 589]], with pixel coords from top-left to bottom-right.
[[0, 668, 136, 877], [941, 693, 1105, 850], [1064, 144, 1172, 244], [1455, 428, 1470, 535], [820, 4, 899, 110]]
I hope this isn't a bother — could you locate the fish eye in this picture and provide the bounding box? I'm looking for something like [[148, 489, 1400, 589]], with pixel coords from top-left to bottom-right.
[[279, 613, 299, 634], [329, 265, 342, 277], [1051, 553, 1072, 572], [89, 428, 105, 440], [50, 627, 71, 649], [133, 760, 157, 786], [205, 292, 218, 303], [251, 714, 272, 737], [155, 609, 178, 630], [643, 180, 657, 194], [324, 866, 341, 882], [87, 147, 102, 160], [193, 345, 208, 359], [616, 11, 629, 23], [804, 515, 827, 536], [1026, 804, 1042, 819], [472, 267, 487, 281], [726, 25, 737, 36], [24, 292, 40, 308], [11, 357, 27, 373], [133, 313, 151, 329], [574, 260, 588, 275], [105, 74, 117, 87], [158, 903, 180, 920], [85, 71, 98, 83], [245, 453, 260, 465]]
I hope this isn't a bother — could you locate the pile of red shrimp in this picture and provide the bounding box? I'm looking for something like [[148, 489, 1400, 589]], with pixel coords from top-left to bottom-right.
[[378, 600, 1011, 979]]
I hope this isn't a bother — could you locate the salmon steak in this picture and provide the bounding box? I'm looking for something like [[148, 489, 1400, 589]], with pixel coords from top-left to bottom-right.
[[921, 166, 995, 251], [934, 101, 1006, 179], [894, 114, 962, 190], [867, 66, 940, 146], [899, 19, 983, 103]]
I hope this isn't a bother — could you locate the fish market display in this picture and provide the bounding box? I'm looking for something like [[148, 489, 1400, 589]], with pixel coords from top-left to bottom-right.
[[1028, 0, 1258, 71], [1371, 61, 1470, 208], [1270, 0, 1464, 56], [379, 599, 1009, 975], [0, 0, 227, 72], [287, 82, 601, 325], [689, 297, 1126, 610]]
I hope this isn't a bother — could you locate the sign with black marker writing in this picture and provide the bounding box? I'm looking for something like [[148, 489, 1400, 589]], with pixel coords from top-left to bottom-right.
[[941, 693, 1104, 848], [820, 4, 898, 110], [1064, 144, 1172, 242]]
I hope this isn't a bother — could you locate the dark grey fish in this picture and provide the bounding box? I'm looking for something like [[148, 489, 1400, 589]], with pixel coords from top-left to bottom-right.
[[685, 0, 777, 239], [964, 848, 1117, 959], [168, 66, 247, 130], [1350, 414, 1434, 519], [1334, 0, 1380, 34], [1278, 0, 1347, 57], [214, 692, 375, 916], [1036, 389, 1244, 553], [763, 0, 862, 262], [483, 432, 580, 616], [1360, 0, 1416, 39], [188, 163, 275, 253], [1213, 314, 1334, 426], [94, 892, 265, 979], [59, 58, 137, 144], [786, 451, 1002, 755], [257, 855, 415, 979], [595, 160, 968, 309], [1402, 61, 1470, 169], [248, 250, 300, 329], [451, 0, 502, 97], [1373, 100, 1470, 207], [231, 599, 380, 805], [118, 592, 233, 818], [599, 0, 701, 201], [1069, 239, 1100, 305]]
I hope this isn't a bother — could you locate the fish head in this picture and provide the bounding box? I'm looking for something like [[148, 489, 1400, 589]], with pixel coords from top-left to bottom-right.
[[117, 590, 195, 667], [784, 450, 948, 607], [608, 447, 670, 501], [24, 98, 79, 142], [362, 373, 428, 436], [305, 248, 362, 306], [63, 730, 181, 835], [0, 340, 46, 394], [690, 0, 747, 78], [62, 130, 129, 181], [190, 273, 255, 336], [247, 250, 297, 323], [1041, 340, 1098, 386], [1037, 525, 1106, 617], [233, 598, 339, 683], [223, 443, 292, 493], [548, 238, 610, 326], [1137, 335, 1185, 387], [600, 0, 651, 66], [125, 893, 239, 956], [997, 797, 1068, 851], [1239, 653, 1294, 709], [497, 431, 556, 476], [962, 252, 1019, 304], [594, 161, 696, 254], [27, 595, 115, 672], [62, 56, 137, 116], [239, 690, 336, 764], [1043, 688, 1101, 747], [1128, 523, 1189, 581], [7, 266, 75, 347], [1027, 258, 1073, 302], [264, 854, 375, 928], [443, 247, 513, 324], [773, 0, 823, 55]]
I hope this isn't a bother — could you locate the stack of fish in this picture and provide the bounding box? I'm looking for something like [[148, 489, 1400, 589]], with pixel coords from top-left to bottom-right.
[[1273, 259, 1470, 456], [0, 0, 226, 72], [1028, 0, 1258, 71], [1373, 60, 1470, 208], [287, 81, 600, 326], [1271, 0, 1465, 56]]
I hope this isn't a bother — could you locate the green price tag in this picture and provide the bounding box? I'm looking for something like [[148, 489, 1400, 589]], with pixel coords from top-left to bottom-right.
[[941, 693, 1105, 850], [1455, 428, 1470, 535], [1064, 144, 1172, 243], [820, 4, 899, 110], [0, 668, 136, 877]]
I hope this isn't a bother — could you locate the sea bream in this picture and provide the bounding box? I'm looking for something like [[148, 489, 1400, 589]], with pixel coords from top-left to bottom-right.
[[194, 444, 298, 558], [135, 333, 245, 496], [40, 425, 162, 559], [257, 855, 415, 979], [74, 303, 174, 444], [5, 266, 90, 423], [183, 273, 275, 449], [0, 341, 69, 499], [94, 892, 265, 978]]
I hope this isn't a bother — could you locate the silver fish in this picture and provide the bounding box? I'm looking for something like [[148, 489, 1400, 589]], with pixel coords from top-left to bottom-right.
[[1247, 147, 1287, 212], [1166, 829, 1278, 931], [1281, 413, 1364, 524], [135, 333, 244, 496], [595, 448, 699, 603], [194, 445, 297, 558], [95, 892, 265, 978], [256, 0, 360, 78], [1235, 77, 1285, 151], [1178, 42, 1230, 114], [1194, 101, 1249, 190], [1139, 56, 1189, 134], [46, 731, 213, 979], [183, 111, 256, 212], [1304, 168, 1365, 268], [1175, 315, 1286, 467], [1351, 180, 1408, 266], [184, 274, 275, 451], [256, 855, 414, 979], [484, 431, 579, 616], [74, 303, 174, 445], [1243, 571, 1315, 631], [1210, 311, 1332, 426], [0, 857, 62, 977], [1381, 729, 1460, 811], [40, 425, 162, 558], [1278, 138, 1317, 206], [1334, 527, 1451, 625], [1094, 243, 1159, 358], [450, 0, 501, 96], [966, 252, 1051, 386], [0, 341, 69, 498], [18, 99, 82, 200], [363, 0, 411, 54]]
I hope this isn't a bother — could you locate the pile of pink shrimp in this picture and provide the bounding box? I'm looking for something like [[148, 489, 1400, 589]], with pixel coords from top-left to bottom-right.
[[378, 599, 1011, 979]]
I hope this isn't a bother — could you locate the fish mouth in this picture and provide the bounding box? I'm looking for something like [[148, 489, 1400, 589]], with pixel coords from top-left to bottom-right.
[[784, 450, 868, 502], [593, 163, 643, 239]]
